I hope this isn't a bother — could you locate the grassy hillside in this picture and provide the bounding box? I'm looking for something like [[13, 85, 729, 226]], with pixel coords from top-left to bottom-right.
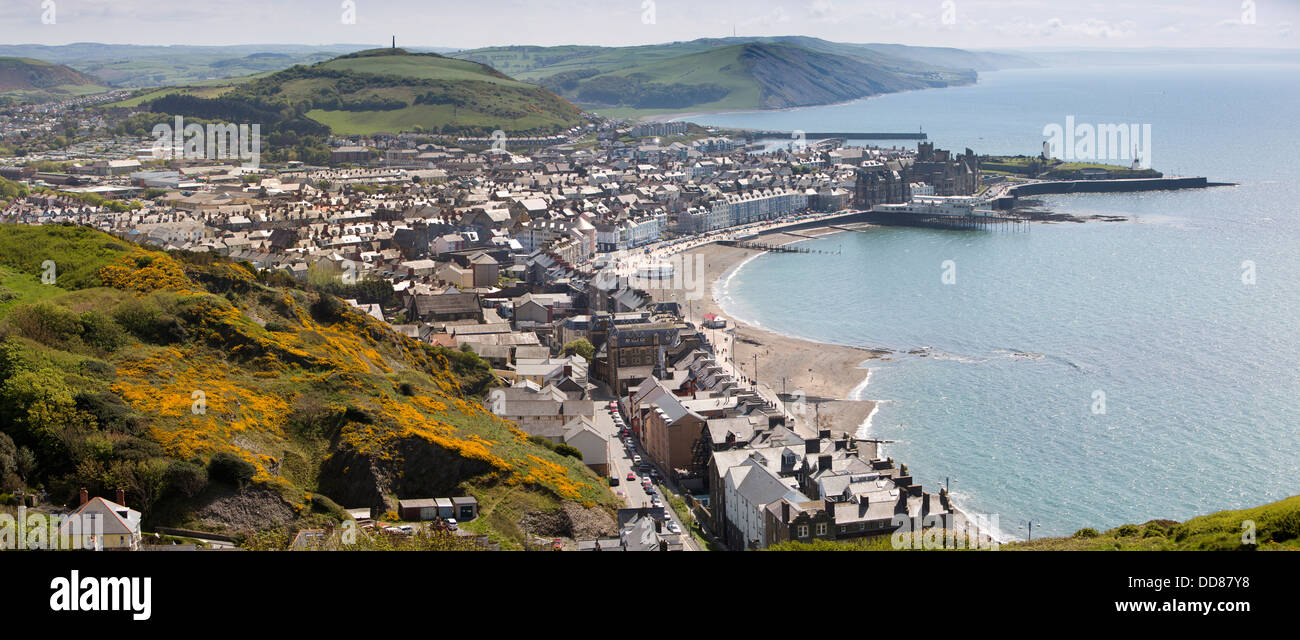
[[109, 48, 583, 148], [0, 225, 616, 547], [767, 495, 1300, 551], [456, 37, 980, 115], [0, 57, 109, 102], [108, 72, 275, 109]]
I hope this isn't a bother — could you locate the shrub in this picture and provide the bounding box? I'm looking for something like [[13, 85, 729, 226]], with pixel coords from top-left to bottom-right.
[[527, 435, 557, 451], [207, 452, 255, 489], [310, 493, 344, 517], [1264, 510, 1300, 543], [0, 338, 20, 381], [113, 296, 187, 344], [0, 432, 16, 483], [78, 311, 128, 352], [343, 405, 372, 424], [1115, 524, 1141, 537], [79, 359, 116, 378], [397, 382, 415, 396], [286, 392, 342, 438], [75, 391, 143, 435], [6, 302, 81, 348], [1072, 528, 1099, 539], [554, 443, 583, 460], [165, 460, 208, 498], [309, 294, 347, 323]]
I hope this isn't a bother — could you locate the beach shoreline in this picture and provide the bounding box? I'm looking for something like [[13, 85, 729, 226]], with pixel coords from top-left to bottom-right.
[[651, 226, 1023, 542], [651, 226, 889, 443]]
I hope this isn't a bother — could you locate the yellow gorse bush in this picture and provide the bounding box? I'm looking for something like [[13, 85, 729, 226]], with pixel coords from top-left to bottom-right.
[[97, 251, 194, 294]]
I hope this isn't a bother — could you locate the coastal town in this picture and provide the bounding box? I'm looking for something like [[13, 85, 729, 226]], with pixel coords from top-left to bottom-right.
[[2, 2, 1292, 630], [0, 97, 1010, 550]]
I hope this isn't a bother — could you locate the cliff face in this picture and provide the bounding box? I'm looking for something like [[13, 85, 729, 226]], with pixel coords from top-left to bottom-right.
[[739, 43, 964, 109]]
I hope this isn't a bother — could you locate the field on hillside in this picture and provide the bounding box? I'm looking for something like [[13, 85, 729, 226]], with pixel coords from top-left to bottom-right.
[[318, 55, 531, 87], [108, 73, 273, 108]]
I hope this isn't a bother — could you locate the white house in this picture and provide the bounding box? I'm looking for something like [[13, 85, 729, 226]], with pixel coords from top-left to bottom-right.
[[562, 417, 611, 476], [723, 458, 807, 550], [58, 490, 143, 551]]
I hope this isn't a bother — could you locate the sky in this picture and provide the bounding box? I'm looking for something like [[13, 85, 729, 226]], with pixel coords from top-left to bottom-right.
[[0, 0, 1295, 50]]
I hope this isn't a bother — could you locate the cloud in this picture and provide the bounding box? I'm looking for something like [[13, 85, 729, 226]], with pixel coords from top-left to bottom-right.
[[807, 0, 835, 20]]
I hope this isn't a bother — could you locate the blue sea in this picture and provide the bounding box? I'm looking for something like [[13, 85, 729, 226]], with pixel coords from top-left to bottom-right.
[[695, 64, 1300, 538]]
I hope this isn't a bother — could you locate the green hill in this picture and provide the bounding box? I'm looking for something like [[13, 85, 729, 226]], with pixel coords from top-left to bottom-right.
[[0, 57, 108, 102], [113, 48, 583, 139], [0, 225, 616, 548], [456, 38, 981, 115]]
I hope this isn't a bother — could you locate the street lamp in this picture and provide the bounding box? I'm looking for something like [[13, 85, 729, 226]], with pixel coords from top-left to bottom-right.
[[1018, 520, 1036, 541]]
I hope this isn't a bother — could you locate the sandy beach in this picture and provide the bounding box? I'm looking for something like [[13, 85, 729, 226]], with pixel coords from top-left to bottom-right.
[[651, 228, 888, 440]]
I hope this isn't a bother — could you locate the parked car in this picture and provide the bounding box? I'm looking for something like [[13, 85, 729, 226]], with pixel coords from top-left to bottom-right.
[[632, 455, 642, 465]]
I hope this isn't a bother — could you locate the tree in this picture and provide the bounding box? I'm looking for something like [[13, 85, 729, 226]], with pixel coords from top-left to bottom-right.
[[561, 338, 594, 360], [165, 460, 208, 498]]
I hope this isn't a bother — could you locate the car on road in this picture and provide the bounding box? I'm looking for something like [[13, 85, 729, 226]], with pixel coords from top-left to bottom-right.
[[609, 476, 620, 486], [626, 472, 637, 481], [667, 521, 682, 534]]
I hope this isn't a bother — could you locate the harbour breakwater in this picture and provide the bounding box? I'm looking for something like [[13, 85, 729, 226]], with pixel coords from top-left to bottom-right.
[[994, 176, 1234, 209]]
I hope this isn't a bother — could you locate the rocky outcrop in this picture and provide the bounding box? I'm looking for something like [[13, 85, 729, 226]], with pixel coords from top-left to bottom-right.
[[193, 486, 296, 533], [317, 436, 496, 512], [519, 502, 618, 539]]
